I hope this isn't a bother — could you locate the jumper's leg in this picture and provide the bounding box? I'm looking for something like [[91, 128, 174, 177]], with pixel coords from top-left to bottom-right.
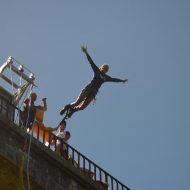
[[76, 95, 94, 110], [67, 95, 94, 118], [70, 90, 88, 107], [60, 90, 88, 115], [60, 104, 71, 115]]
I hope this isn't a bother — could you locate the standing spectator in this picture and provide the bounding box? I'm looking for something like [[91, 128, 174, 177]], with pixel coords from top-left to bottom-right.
[[20, 92, 47, 130]]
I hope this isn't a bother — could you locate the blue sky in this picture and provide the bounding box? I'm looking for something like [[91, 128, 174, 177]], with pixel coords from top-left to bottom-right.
[[0, 1, 190, 190]]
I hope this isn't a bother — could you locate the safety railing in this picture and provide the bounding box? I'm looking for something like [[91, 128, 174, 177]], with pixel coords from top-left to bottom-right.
[[46, 131, 131, 190], [0, 96, 131, 190]]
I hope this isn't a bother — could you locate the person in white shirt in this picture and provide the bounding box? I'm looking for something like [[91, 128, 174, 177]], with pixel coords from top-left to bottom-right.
[[56, 121, 71, 157]]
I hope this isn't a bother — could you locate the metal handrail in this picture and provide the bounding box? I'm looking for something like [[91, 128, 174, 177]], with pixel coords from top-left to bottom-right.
[[0, 96, 131, 190], [45, 131, 130, 190]]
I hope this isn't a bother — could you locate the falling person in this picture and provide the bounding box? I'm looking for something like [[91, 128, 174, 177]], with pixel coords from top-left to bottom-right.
[[60, 46, 128, 118]]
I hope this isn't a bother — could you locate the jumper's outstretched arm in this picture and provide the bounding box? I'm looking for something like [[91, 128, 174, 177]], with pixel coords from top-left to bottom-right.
[[81, 46, 99, 72], [106, 75, 128, 83]]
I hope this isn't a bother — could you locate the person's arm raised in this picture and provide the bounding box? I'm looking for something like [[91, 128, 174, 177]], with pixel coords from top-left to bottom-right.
[[81, 45, 99, 72]]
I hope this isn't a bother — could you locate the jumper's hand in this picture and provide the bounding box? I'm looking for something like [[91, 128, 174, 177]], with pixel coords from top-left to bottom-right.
[[42, 98, 47, 102], [123, 79, 128, 83], [81, 45, 88, 54]]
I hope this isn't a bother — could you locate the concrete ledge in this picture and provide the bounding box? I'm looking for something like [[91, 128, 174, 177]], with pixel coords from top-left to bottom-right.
[[0, 116, 107, 190]]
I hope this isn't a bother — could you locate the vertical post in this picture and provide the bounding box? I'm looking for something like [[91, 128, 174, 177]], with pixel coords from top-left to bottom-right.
[[99, 168, 102, 182], [37, 123, 40, 141], [111, 178, 114, 190], [89, 162, 91, 177], [78, 154, 80, 168], [94, 166, 97, 181], [12, 103, 15, 123], [116, 181, 119, 190], [55, 136, 57, 153], [48, 132, 51, 148], [72, 148, 75, 165], [83, 157, 86, 171], [43, 129, 45, 144], [105, 173, 108, 186], [66, 143, 69, 160]]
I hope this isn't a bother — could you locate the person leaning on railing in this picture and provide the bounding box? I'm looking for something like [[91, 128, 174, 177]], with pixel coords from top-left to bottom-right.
[[55, 121, 71, 158]]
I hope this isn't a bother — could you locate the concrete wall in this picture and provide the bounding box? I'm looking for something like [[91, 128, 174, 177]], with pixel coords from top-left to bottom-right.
[[0, 115, 107, 190]]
